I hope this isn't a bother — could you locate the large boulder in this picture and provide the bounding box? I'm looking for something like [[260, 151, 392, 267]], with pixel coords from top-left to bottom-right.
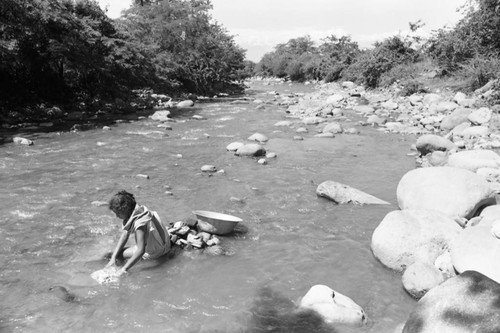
[[397, 167, 496, 219], [439, 108, 471, 131], [447, 149, 500, 172], [402, 271, 500, 333], [468, 107, 492, 125], [450, 217, 500, 283], [235, 143, 266, 157], [316, 181, 389, 205], [371, 209, 461, 272], [415, 134, 457, 156]]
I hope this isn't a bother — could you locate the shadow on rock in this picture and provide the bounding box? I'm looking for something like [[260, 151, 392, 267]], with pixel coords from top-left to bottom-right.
[[243, 286, 338, 333]]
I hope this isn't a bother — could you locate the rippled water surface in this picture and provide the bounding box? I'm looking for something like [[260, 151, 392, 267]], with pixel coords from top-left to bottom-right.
[[1, 82, 417, 332]]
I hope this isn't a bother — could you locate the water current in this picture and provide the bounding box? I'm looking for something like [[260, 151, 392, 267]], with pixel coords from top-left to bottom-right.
[[1, 81, 418, 332]]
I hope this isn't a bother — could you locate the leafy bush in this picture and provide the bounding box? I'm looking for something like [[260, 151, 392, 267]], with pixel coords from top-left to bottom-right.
[[454, 55, 500, 92]]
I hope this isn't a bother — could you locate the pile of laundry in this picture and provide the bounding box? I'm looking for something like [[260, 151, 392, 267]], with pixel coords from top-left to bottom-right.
[[167, 221, 221, 250]]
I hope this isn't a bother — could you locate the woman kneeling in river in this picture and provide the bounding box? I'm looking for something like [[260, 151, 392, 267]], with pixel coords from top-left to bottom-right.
[[106, 190, 171, 276]]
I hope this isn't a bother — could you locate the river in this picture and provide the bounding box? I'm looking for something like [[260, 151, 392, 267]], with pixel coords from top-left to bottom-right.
[[1, 81, 417, 332]]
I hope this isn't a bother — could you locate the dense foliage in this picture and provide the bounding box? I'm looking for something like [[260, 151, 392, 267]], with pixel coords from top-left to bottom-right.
[[255, 0, 500, 92], [0, 0, 248, 118], [118, 0, 246, 96]]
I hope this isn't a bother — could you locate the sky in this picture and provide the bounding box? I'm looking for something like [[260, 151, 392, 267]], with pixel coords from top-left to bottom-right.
[[97, 0, 468, 62]]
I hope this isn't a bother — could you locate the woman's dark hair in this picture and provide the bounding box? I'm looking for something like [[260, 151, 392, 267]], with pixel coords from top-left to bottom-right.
[[109, 190, 136, 216]]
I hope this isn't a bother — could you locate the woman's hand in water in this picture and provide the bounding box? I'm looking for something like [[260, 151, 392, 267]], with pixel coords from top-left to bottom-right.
[[117, 267, 127, 277]]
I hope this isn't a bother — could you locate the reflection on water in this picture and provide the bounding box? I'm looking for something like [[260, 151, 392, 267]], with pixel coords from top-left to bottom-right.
[[1, 82, 416, 332]]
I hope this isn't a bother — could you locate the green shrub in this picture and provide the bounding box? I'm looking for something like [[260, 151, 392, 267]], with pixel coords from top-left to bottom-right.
[[454, 55, 500, 92]]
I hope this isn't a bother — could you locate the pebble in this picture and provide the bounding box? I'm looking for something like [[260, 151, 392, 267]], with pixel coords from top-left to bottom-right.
[[136, 174, 150, 179], [257, 159, 267, 165]]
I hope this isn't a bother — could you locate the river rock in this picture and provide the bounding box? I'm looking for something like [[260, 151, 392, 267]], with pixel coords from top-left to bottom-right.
[[426, 150, 449, 167], [402, 271, 500, 333], [450, 218, 500, 283], [299, 284, 367, 326], [274, 120, 293, 127], [446, 149, 500, 172], [415, 134, 457, 156], [458, 98, 477, 108], [468, 107, 492, 125], [422, 93, 442, 105], [352, 105, 375, 114], [381, 100, 398, 110], [342, 81, 356, 89], [408, 94, 423, 106], [322, 122, 343, 134], [13, 137, 33, 146], [326, 94, 345, 105], [461, 125, 489, 138], [235, 143, 266, 157], [266, 152, 277, 158], [397, 166, 496, 219], [435, 101, 458, 113], [201, 165, 217, 172], [439, 108, 471, 131], [49, 286, 77, 302], [248, 132, 268, 143], [226, 142, 244, 151], [176, 100, 194, 108], [150, 110, 171, 122], [371, 209, 461, 272], [402, 261, 445, 299], [314, 132, 335, 138], [477, 167, 500, 184], [316, 180, 389, 205], [366, 115, 386, 126], [302, 116, 326, 125]]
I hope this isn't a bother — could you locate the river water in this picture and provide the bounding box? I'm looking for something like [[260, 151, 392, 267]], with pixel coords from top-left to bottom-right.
[[1, 81, 418, 332]]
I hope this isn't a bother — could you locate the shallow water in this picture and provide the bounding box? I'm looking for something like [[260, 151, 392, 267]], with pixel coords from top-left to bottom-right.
[[1, 82, 417, 332]]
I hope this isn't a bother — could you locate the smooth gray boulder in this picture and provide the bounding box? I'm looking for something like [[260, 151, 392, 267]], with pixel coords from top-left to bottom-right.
[[447, 149, 500, 172], [461, 125, 489, 138], [226, 142, 244, 151], [402, 261, 445, 299], [235, 143, 266, 157], [450, 217, 500, 283], [397, 167, 496, 219], [402, 271, 500, 333], [316, 181, 389, 205], [371, 209, 461, 272], [176, 100, 194, 108], [248, 132, 268, 143], [415, 134, 457, 156], [439, 108, 471, 131], [322, 122, 343, 134], [468, 107, 492, 125]]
